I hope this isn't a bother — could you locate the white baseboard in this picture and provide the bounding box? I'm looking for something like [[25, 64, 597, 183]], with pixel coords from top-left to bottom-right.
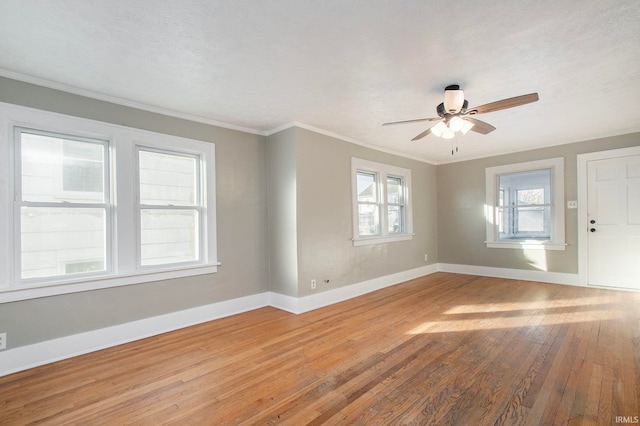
[[0, 292, 270, 377], [0, 262, 580, 377], [0, 265, 440, 377], [270, 264, 439, 314], [437, 263, 580, 286]]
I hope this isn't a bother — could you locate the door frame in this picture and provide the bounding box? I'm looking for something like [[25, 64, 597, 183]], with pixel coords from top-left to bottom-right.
[[577, 145, 640, 287]]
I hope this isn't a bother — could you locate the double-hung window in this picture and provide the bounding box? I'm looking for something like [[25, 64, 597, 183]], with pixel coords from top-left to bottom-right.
[[0, 102, 218, 302], [136, 148, 202, 267], [485, 157, 565, 250], [351, 158, 413, 246], [15, 127, 110, 281]]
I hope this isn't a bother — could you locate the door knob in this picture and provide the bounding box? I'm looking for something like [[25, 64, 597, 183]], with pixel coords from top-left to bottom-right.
[[590, 228, 596, 232]]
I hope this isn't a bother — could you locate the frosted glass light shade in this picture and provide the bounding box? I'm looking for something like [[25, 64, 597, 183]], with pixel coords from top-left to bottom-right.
[[444, 90, 465, 113], [449, 116, 464, 132], [431, 121, 447, 137], [460, 119, 474, 134]]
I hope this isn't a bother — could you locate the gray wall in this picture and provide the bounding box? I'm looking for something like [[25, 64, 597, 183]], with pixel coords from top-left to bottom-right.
[[0, 77, 269, 348], [267, 127, 299, 297], [1, 74, 638, 351], [291, 127, 438, 297], [437, 132, 640, 272]]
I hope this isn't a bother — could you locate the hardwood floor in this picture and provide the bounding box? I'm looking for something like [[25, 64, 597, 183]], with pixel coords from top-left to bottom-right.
[[1, 273, 639, 425]]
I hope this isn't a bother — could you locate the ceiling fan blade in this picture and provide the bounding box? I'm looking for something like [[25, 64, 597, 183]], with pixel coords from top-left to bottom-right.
[[382, 117, 441, 126], [466, 93, 539, 115], [465, 117, 496, 134], [411, 128, 433, 141]]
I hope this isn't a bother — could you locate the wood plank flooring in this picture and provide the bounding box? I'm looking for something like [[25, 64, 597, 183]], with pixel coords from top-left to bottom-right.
[[1, 273, 639, 425]]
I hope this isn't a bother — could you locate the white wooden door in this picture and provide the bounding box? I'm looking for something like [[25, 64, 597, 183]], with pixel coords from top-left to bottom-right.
[[587, 153, 640, 289]]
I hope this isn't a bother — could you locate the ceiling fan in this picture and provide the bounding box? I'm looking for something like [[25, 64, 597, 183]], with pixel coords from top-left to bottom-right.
[[383, 85, 539, 141]]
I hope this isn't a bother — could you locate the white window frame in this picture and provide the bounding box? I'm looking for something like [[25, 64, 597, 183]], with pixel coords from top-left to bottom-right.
[[13, 126, 113, 283], [485, 157, 566, 250], [134, 146, 204, 269], [351, 157, 414, 246], [0, 102, 219, 303]]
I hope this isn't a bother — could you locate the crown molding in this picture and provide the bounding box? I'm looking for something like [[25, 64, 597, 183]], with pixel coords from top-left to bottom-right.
[[0, 69, 437, 164], [0, 69, 266, 136], [267, 122, 436, 165]]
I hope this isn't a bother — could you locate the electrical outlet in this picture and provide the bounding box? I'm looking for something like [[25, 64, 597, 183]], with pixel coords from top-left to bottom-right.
[[0, 333, 6, 350], [424, 254, 428, 262], [311, 279, 317, 290]]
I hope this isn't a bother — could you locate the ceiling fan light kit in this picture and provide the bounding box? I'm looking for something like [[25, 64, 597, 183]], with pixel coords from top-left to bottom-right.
[[448, 116, 465, 132], [383, 85, 539, 145]]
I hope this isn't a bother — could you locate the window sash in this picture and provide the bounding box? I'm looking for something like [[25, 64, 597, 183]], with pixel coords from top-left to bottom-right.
[[15, 127, 109, 204], [497, 205, 551, 239], [135, 146, 205, 269], [17, 204, 110, 281], [14, 127, 112, 283], [386, 175, 405, 234]]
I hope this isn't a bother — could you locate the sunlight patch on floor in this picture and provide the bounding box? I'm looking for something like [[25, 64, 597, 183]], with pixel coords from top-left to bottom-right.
[[442, 296, 604, 314], [406, 307, 619, 335]]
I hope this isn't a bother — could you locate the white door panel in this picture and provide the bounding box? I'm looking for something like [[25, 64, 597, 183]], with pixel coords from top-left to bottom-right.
[[587, 154, 640, 290]]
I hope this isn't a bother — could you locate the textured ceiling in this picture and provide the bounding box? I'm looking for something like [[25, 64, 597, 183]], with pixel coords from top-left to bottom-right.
[[1, 0, 639, 163]]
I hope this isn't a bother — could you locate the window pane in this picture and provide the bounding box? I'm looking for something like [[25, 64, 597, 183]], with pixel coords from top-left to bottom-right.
[[63, 140, 104, 193], [140, 209, 199, 266], [388, 205, 404, 234], [387, 176, 403, 204], [358, 204, 379, 236], [516, 206, 550, 234], [498, 206, 551, 239], [517, 188, 545, 205], [499, 169, 551, 190], [139, 150, 197, 206], [356, 172, 377, 202], [517, 209, 545, 232], [20, 131, 105, 203], [21, 207, 106, 279]]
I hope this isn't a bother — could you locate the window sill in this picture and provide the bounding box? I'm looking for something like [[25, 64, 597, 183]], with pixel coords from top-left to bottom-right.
[[0, 263, 220, 303], [485, 241, 566, 251], [353, 233, 414, 247]]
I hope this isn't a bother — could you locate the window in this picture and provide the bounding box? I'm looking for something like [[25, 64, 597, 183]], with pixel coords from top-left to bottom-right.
[[136, 148, 202, 267], [351, 158, 413, 246], [0, 102, 218, 302], [485, 158, 565, 250], [15, 128, 110, 281]]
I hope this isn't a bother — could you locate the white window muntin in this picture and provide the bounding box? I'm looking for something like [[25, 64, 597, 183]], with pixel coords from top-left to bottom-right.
[[13, 126, 113, 284], [135, 146, 204, 269], [485, 157, 565, 250], [351, 158, 413, 246]]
